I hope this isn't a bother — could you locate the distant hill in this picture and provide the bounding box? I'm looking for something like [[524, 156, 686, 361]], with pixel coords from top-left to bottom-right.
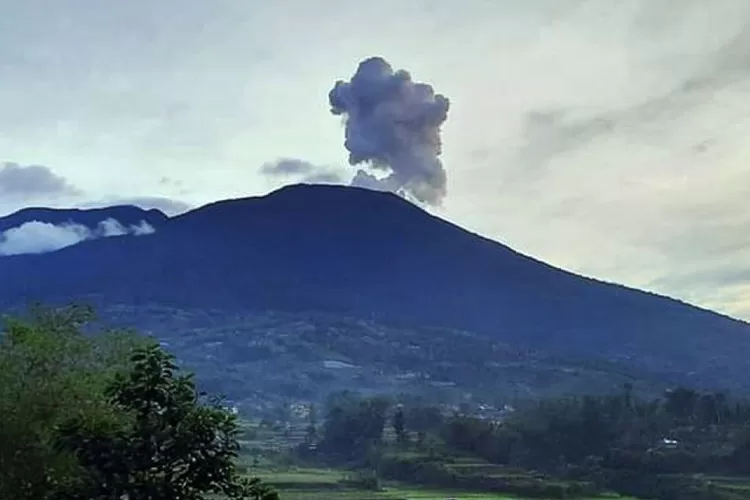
[[0, 184, 747, 390], [0, 205, 168, 233]]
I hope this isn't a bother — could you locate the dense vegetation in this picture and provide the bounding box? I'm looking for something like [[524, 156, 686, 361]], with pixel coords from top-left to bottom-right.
[[0, 305, 277, 500], [7, 303, 750, 500], [303, 388, 750, 499]]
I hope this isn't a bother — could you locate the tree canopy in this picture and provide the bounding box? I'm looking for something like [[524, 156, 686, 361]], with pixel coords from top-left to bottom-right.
[[0, 305, 277, 500]]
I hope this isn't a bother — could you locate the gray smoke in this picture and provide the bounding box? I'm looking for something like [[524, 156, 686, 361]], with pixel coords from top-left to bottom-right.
[[329, 57, 451, 205]]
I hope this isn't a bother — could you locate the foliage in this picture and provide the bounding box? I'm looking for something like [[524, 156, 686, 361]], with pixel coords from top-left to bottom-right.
[[318, 391, 390, 464], [0, 305, 277, 500], [313, 385, 750, 499], [0, 304, 144, 500], [55, 343, 278, 499]]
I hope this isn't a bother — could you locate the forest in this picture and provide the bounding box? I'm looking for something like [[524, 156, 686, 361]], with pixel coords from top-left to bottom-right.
[[302, 384, 750, 499]]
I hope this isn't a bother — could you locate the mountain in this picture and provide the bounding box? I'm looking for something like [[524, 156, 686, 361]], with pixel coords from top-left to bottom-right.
[[101, 304, 668, 414], [0, 184, 747, 391], [0, 205, 168, 233]]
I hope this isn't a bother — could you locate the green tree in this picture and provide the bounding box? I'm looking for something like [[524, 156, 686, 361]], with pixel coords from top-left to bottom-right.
[[55, 343, 278, 500], [0, 305, 143, 500], [320, 392, 390, 463]]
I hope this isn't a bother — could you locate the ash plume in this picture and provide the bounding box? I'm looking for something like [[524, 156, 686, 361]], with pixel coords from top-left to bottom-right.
[[329, 57, 451, 205]]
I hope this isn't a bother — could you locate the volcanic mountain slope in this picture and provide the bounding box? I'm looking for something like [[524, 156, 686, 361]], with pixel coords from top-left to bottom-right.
[[99, 304, 668, 413], [0, 184, 747, 390]]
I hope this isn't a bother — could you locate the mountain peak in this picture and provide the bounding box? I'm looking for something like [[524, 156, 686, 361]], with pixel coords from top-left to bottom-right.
[[178, 184, 417, 219], [0, 184, 748, 390], [267, 183, 409, 205], [171, 184, 432, 239]]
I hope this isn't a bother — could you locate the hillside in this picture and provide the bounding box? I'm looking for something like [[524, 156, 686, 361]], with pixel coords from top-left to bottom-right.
[[0, 205, 168, 232], [98, 304, 667, 414], [0, 184, 748, 391]]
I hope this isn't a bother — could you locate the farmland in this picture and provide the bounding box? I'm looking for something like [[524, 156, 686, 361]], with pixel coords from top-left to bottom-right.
[[243, 466, 629, 500], [235, 421, 634, 500], [233, 414, 750, 500]]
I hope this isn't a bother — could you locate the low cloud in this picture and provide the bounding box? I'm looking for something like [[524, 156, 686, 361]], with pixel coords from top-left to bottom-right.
[[0, 162, 81, 199], [0, 218, 156, 256], [261, 158, 315, 176], [0, 163, 193, 217], [260, 158, 345, 185], [303, 171, 346, 184]]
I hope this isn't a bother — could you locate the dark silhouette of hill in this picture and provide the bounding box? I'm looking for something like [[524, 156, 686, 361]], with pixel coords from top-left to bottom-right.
[[0, 184, 747, 389], [0, 205, 168, 232]]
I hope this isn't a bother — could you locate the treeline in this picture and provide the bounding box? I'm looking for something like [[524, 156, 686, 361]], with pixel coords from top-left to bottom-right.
[[0, 305, 277, 500], [303, 386, 750, 499]]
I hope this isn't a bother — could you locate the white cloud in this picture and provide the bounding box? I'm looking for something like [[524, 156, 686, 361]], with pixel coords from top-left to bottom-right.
[[130, 220, 156, 236], [0, 221, 91, 256], [97, 218, 130, 237], [0, 218, 156, 256]]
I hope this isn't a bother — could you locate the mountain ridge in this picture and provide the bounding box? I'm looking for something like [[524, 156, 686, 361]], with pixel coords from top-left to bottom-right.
[[193, 185, 746, 321], [0, 205, 169, 233], [0, 184, 747, 390]]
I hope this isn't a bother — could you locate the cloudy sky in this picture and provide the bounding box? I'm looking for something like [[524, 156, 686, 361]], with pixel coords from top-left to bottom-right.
[[1, 0, 749, 320]]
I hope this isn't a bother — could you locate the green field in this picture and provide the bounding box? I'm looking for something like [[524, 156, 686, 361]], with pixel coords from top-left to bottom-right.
[[247, 466, 633, 500], [235, 421, 635, 500], [235, 422, 750, 499]]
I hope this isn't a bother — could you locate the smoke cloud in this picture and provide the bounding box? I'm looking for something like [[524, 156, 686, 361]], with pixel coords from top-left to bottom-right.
[[329, 57, 451, 205], [0, 218, 156, 256]]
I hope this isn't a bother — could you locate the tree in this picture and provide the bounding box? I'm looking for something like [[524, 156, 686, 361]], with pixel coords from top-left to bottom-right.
[[305, 404, 318, 445], [320, 392, 390, 463], [405, 405, 444, 434], [664, 387, 699, 425], [393, 405, 407, 444], [0, 305, 144, 500], [55, 343, 277, 500]]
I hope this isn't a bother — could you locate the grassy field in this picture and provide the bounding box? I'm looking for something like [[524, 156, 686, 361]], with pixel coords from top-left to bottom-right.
[[254, 466, 517, 499], [235, 421, 637, 499], [246, 466, 633, 500], [234, 421, 750, 499], [242, 465, 750, 500]]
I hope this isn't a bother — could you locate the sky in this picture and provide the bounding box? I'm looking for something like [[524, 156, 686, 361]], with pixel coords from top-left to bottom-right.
[[1, 0, 750, 320]]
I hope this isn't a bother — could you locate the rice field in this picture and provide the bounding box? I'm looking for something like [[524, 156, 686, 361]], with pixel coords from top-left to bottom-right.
[[248, 466, 635, 500]]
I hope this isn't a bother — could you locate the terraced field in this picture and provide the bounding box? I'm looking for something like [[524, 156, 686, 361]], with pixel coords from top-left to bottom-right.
[[234, 422, 750, 499], [693, 476, 750, 497], [240, 466, 635, 500]]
